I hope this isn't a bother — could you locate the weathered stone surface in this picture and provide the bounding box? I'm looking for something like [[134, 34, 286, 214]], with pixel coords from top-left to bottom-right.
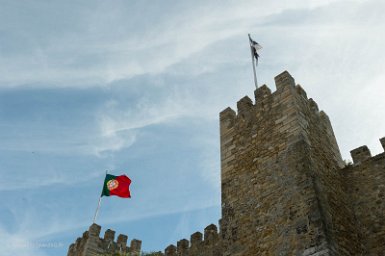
[[342, 153, 385, 255], [350, 145, 371, 164], [220, 73, 342, 255], [67, 224, 141, 256], [67, 71, 385, 256], [165, 244, 177, 256]]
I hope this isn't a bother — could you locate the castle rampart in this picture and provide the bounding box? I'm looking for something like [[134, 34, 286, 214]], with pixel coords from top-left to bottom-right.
[[163, 223, 221, 256], [343, 140, 385, 255], [67, 223, 141, 256], [67, 71, 385, 256]]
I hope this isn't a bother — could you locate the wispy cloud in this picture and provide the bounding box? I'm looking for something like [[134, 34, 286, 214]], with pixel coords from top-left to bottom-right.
[[0, 0, 346, 88], [0, 169, 102, 192], [0, 228, 48, 256], [1, 1, 385, 255]]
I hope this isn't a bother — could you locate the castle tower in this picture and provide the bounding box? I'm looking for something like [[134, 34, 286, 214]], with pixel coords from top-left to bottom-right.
[[67, 71, 385, 256], [219, 71, 362, 255]]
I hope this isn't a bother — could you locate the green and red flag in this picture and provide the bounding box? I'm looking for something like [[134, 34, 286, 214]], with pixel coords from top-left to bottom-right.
[[101, 174, 131, 198]]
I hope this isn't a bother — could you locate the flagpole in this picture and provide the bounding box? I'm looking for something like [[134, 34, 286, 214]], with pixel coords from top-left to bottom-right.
[[248, 34, 258, 89], [93, 196, 102, 223], [93, 170, 108, 223]]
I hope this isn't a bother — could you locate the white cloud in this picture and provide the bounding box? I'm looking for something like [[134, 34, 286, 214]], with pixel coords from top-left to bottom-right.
[[0, 227, 48, 256], [96, 87, 215, 150], [0, 0, 358, 88], [0, 169, 101, 192], [1, 1, 385, 255]]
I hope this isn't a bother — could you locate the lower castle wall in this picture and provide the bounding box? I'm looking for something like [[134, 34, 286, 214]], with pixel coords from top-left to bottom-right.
[[67, 223, 141, 256], [164, 224, 222, 256], [343, 149, 385, 255]]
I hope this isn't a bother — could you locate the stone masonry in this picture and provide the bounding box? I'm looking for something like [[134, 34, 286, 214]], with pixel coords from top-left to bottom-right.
[[68, 71, 385, 256], [67, 223, 142, 256]]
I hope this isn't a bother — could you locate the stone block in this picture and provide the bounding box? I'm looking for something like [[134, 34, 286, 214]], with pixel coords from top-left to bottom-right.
[[380, 137, 385, 151], [165, 245, 177, 256], [237, 96, 253, 115], [88, 223, 101, 237], [350, 145, 371, 164], [104, 229, 115, 241], [190, 232, 202, 246], [117, 234, 128, 249], [274, 70, 295, 91], [254, 84, 271, 101]]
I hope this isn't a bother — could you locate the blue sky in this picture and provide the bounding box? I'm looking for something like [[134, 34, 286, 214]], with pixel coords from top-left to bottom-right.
[[1, 0, 385, 255]]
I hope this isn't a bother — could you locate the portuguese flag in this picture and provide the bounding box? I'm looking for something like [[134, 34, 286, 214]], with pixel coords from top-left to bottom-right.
[[101, 174, 131, 198]]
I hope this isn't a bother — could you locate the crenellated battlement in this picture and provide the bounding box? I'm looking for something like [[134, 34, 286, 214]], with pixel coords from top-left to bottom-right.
[[220, 71, 329, 137], [163, 223, 221, 256], [275, 70, 295, 90], [342, 137, 385, 254], [67, 223, 141, 256], [350, 145, 372, 164], [349, 137, 385, 164], [67, 71, 385, 256]]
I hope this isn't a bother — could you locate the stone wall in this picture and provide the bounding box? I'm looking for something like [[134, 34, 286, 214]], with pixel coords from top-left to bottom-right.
[[67, 71, 385, 256], [343, 139, 385, 255], [220, 71, 332, 255], [219, 71, 370, 255], [292, 84, 363, 255], [67, 223, 141, 256], [163, 223, 221, 256]]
